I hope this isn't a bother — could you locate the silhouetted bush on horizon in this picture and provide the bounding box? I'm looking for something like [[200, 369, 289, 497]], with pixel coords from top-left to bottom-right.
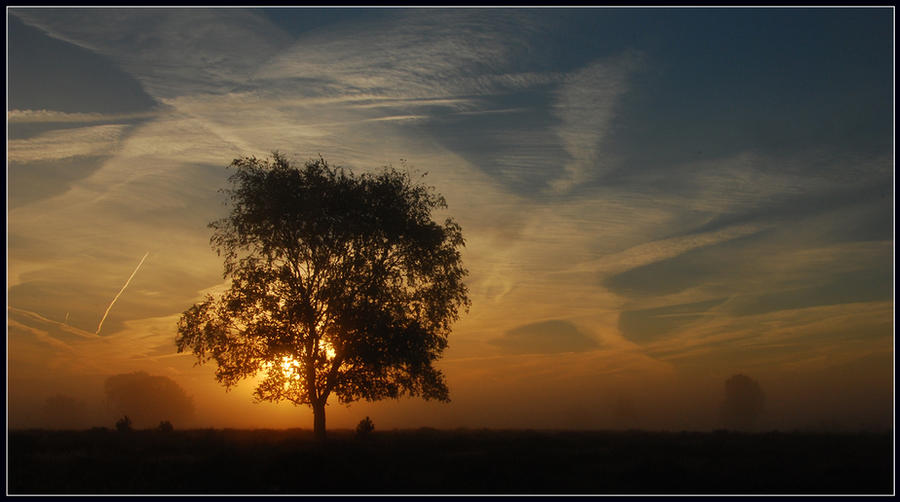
[[355, 417, 374, 439], [115, 415, 132, 432]]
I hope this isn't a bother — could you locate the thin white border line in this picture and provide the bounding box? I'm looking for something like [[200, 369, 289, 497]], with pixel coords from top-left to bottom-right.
[[3, 5, 899, 7]]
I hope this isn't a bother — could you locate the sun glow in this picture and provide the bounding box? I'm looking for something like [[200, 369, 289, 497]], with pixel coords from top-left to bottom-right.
[[321, 340, 337, 360], [262, 344, 334, 383], [279, 356, 301, 379], [263, 355, 302, 382]]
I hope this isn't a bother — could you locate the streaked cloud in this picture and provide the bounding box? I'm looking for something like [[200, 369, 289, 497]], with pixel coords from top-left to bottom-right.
[[12, 8, 293, 98], [550, 52, 642, 193], [8, 124, 129, 162], [563, 222, 767, 278], [8, 109, 160, 124], [619, 298, 728, 344], [256, 10, 557, 99]]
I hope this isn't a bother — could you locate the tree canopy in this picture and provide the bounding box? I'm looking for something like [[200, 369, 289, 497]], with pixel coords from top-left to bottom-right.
[[176, 153, 469, 438]]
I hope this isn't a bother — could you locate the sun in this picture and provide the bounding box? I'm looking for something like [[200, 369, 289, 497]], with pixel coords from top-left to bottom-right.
[[263, 342, 336, 381], [321, 339, 337, 360], [279, 356, 301, 380], [262, 355, 301, 382]]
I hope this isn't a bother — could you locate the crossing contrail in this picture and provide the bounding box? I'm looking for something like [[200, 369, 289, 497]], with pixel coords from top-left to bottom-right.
[[95, 251, 149, 335]]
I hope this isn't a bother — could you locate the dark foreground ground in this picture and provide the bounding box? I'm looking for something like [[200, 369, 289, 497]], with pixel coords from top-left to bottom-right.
[[7, 428, 893, 494]]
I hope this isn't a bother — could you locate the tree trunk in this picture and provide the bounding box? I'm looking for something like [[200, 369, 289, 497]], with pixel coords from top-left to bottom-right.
[[313, 401, 326, 441]]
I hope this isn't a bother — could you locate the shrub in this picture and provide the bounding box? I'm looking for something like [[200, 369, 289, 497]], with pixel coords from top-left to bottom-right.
[[356, 416, 375, 439], [158, 420, 174, 432], [115, 415, 132, 432]]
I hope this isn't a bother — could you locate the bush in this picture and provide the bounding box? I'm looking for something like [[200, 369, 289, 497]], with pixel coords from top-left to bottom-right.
[[115, 415, 132, 432], [356, 416, 374, 439], [158, 420, 174, 432]]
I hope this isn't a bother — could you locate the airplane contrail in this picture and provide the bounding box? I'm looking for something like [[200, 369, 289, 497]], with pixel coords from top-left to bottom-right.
[[95, 251, 150, 335]]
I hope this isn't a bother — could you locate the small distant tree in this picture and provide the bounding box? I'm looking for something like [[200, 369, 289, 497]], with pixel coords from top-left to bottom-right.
[[177, 153, 470, 440], [158, 420, 174, 432], [356, 416, 375, 439], [115, 415, 132, 432], [104, 372, 194, 428], [720, 374, 765, 431]]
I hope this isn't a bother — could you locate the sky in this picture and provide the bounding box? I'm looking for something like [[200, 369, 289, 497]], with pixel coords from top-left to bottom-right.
[[6, 7, 894, 432]]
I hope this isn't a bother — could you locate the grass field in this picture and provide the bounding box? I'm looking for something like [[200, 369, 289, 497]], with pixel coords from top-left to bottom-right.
[[7, 428, 893, 494]]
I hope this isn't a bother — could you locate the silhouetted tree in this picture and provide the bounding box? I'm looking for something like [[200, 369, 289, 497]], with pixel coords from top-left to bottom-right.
[[176, 153, 470, 440], [719, 374, 765, 431], [115, 415, 132, 432], [356, 416, 375, 439], [157, 420, 174, 432], [104, 372, 194, 428]]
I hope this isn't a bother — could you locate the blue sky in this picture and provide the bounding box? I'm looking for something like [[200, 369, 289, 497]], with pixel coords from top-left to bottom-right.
[[7, 7, 893, 430]]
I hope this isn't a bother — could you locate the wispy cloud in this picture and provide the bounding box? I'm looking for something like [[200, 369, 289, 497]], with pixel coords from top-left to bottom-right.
[[8, 109, 159, 123], [9, 306, 192, 378], [8, 318, 76, 353], [550, 52, 642, 193], [7, 124, 129, 162], [12, 9, 293, 98], [256, 10, 555, 99], [561, 222, 767, 278], [641, 300, 893, 369], [8, 306, 99, 340]]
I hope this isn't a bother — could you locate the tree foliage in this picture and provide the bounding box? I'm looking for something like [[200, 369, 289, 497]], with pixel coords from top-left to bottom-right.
[[176, 153, 469, 437]]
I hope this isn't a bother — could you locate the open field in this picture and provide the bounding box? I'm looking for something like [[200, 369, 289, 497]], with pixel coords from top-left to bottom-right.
[[7, 428, 893, 495]]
